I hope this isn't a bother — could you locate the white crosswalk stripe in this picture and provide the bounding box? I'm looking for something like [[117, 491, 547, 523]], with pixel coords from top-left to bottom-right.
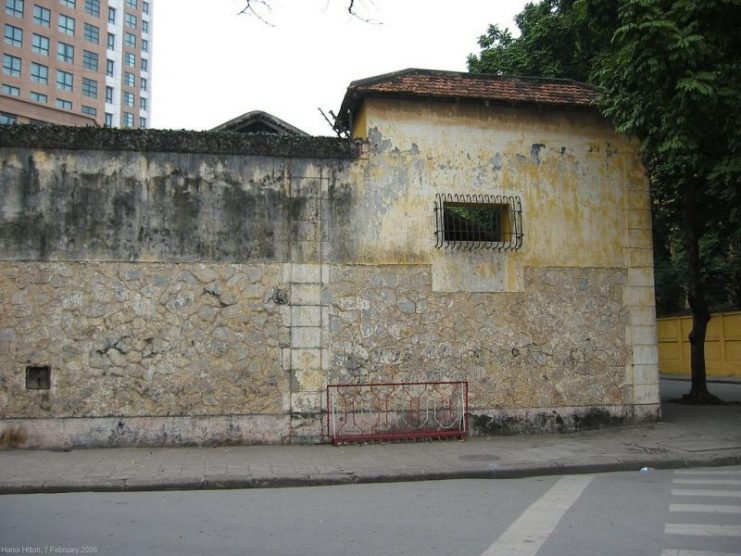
[[674, 479, 741, 486], [480, 475, 594, 556], [672, 489, 741, 498], [664, 467, 741, 556], [671, 504, 741, 514]]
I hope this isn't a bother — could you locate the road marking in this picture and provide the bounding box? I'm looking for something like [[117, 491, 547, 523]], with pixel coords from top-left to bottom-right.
[[480, 475, 593, 556], [674, 479, 741, 486], [672, 489, 741, 498], [661, 550, 741, 556], [665, 524, 741, 537], [670, 503, 741, 514], [674, 470, 741, 476]]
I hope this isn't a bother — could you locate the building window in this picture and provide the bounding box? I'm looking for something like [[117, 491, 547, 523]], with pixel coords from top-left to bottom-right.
[[139, 96, 147, 110], [139, 116, 146, 128], [107, 6, 115, 23], [55, 97, 71, 110], [141, 39, 148, 53], [125, 13, 136, 28], [84, 23, 99, 43], [123, 90, 134, 106], [106, 58, 114, 76], [30, 90, 47, 103], [34, 4, 51, 26], [81, 77, 96, 98], [57, 41, 74, 63], [3, 54, 21, 77], [123, 72, 134, 86], [60, 0, 75, 7], [142, 1, 148, 13], [4, 24, 22, 47], [140, 58, 148, 72], [104, 112, 112, 127], [434, 194, 523, 251], [0, 112, 18, 124], [56, 69, 73, 91], [5, 0, 24, 17], [104, 85, 112, 103], [124, 52, 135, 67], [81, 50, 98, 71], [123, 111, 133, 127], [2, 83, 20, 96], [84, 0, 99, 17], [31, 33, 49, 55], [81, 104, 96, 116], [142, 20, 148, 33], [140, 77, 147, 92], [58, 14, 75, 35], [30, 62, 48, 84], [124, 32, 135, 47], [126, 0, 136, 9], [107, 32, 114, 49]]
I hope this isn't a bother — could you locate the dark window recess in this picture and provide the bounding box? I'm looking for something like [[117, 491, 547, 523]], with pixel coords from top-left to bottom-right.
[[434, 193, 523, 251], [26, 365, 50, 390]]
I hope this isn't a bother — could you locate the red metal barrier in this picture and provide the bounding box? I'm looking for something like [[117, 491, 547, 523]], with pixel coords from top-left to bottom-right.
[[326, 381, 468, 444]]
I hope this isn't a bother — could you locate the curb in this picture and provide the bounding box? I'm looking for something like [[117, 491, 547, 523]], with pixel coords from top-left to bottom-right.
[[2, 453, 740, 495]]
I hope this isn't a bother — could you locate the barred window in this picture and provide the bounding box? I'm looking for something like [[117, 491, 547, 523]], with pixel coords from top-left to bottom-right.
[[434, 193, 523, 251]]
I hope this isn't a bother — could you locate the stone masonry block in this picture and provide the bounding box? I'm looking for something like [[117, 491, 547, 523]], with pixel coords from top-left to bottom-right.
[[624, 285, 655, 307], [625, 191, 650, 211], [633, 344, 659, 366], [291, 326, 322, 349], [629, 305, 657, 327], [628, 228, 653, 250], [628, 248, 654, 268], [291, 391, 324, 413], [292, 305, 321, 327], [291, 264, 322, 284], [291, 348, 322, 371], [631, 324, 658, 346], [291, 284, 322, 306], [281, 348, 292, 371], [633, 363, 659, 385], [634, 382, 660, 404], [627, 209, 652, 230], [628, 268, 655, 288]]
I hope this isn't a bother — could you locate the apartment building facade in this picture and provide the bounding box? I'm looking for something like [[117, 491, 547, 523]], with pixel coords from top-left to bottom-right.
[[1, 0, 151, 127]]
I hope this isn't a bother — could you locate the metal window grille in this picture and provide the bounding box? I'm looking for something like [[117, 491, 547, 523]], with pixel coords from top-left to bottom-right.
[[434, 193, 523, 251]]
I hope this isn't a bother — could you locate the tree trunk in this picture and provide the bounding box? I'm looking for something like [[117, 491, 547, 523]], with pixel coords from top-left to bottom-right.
[[682, 183, 720, 404]]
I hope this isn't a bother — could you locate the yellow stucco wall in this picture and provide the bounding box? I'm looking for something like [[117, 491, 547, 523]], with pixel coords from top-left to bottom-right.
[[657, 312, 741, 377], [349, 97, 650, 273]]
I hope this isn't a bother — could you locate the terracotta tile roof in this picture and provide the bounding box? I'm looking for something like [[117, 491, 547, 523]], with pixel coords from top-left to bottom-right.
[[335, 68, 599, 132]]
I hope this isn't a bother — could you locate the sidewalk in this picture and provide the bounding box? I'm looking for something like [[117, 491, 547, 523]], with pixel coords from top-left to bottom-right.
[[1, 395, 740, 494]]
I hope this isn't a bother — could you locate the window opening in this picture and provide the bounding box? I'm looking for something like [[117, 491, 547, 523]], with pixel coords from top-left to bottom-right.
[[434, 193, 523, 251]]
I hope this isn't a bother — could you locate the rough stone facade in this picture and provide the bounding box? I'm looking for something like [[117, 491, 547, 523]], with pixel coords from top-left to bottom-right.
[[0, 93, 660, 448]]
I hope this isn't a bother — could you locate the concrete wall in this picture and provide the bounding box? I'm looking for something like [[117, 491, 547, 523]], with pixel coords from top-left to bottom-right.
[[0, 110, 659, 448]]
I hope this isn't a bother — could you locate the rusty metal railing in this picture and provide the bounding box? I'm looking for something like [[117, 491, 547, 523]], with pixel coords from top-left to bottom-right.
[[326, 381, 468, 444]]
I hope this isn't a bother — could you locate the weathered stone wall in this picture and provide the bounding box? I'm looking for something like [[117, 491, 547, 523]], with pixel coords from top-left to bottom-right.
[[0, 112, 660, 448]]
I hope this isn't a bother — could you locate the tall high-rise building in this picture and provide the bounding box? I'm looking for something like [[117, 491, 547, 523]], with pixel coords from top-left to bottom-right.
[[1, 0, 151, 127]]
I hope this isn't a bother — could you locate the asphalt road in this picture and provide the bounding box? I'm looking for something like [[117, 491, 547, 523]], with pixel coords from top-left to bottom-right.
[[1, 466, 739, 556]]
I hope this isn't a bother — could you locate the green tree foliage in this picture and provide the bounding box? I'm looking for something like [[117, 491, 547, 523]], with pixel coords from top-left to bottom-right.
[[469, 0, 741, 402]]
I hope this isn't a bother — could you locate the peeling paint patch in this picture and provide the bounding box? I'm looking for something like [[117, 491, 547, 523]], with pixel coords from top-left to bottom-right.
[[530, 143, 546, 165]]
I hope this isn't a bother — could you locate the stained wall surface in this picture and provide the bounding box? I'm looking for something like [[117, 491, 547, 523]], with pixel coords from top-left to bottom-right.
[[0, 107, 659, 448]]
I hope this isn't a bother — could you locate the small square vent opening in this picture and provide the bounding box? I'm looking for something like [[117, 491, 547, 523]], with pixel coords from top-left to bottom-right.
[[26, 365, 51, 390]]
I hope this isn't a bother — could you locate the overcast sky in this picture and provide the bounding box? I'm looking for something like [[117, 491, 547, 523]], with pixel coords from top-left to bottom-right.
[[151, 0, 528, 135]]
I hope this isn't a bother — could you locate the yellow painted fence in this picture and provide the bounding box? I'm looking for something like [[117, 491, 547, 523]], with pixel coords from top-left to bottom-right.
[[657, 311, 741, 377]]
